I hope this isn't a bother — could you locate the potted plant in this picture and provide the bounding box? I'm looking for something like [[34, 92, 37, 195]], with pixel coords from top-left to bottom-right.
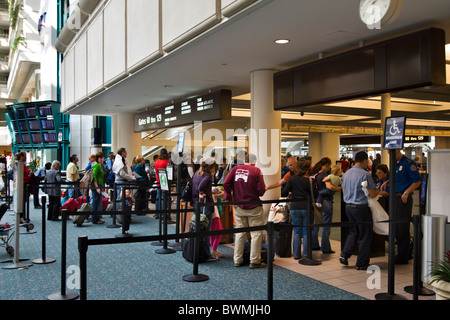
[[428, 250, 450, 300]]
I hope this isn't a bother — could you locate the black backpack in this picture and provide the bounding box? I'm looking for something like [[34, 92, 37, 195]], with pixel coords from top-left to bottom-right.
[[181, 180, 193, 203]]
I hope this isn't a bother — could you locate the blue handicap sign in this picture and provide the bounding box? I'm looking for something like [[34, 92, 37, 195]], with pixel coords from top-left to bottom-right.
[[383, 116, 406, 150]]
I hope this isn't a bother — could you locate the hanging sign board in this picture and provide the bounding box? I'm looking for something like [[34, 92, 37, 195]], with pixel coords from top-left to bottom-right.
[[383, 116, 406, 150], [134, 90, 231, 132]]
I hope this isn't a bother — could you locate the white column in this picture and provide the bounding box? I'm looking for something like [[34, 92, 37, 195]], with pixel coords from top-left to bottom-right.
[[321, 132, 340, 165], [381, 93, 391, 167], [308, 132, 321, 164], [250, 69, 281, 209], [112, 112, 142, 158]]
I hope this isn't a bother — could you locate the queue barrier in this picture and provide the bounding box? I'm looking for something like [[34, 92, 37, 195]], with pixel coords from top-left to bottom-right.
[[23, 180, 428, 301], [73, 195, 427, 301]]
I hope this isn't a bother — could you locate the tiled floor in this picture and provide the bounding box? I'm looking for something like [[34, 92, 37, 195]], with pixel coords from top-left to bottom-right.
[[271, 238, 436, 300]]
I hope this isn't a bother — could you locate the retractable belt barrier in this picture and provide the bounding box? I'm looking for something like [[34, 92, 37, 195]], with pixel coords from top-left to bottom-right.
[[72, 195, 424, 301], [32, 180, 424, 301]]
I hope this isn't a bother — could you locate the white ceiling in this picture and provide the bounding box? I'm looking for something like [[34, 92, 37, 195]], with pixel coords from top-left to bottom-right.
[[69, 0, 450, 133]]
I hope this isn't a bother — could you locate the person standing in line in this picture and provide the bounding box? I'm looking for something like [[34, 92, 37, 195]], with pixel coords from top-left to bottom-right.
[[281, 160, 314, 260], [154, 148, 170, 219], [14, 151, 33, 223], [388, 149, 421, 264], [134, 155, 149, 213], [223, 153, 266, 269], [44, 160, 62, 221], [113, 148, 136, 233], [339, 151, 379, 270], [66, 154, 80, 198], [91, 152, 105, 224], [33, 162, 51, 209], [265, 156, 298, 191], [309, 157, 338, 254], [192, 157, 218, 261]]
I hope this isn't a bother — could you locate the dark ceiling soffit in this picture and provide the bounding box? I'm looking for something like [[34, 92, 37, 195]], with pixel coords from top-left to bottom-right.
[[273, 28, 447, 111]]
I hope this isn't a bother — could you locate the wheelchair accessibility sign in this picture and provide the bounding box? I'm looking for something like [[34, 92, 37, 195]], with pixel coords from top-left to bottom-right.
[[383, 116, 406, 149]]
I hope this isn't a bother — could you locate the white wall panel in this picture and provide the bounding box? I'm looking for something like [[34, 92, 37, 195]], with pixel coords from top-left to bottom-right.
[[127, 0, 161, 72], [162, 0, 217, 51], [221, 0, 257, 17], [74, 33, 88, 103], [64, 48, 75, 110], [87, 13, 103, 96], [103, 0, 127, 86]]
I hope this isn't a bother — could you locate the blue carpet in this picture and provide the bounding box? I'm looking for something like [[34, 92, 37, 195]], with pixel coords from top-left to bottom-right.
[[0, 205, 365, 301]]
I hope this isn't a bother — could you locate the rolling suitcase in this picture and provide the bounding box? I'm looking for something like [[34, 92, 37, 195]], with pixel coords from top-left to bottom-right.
[[273, 223, 292, 257], [72, 203, 92, 227]]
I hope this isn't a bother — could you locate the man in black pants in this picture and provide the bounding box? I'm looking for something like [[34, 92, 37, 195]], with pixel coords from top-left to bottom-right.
[[392, 149, 421, 264], [339, 151, 379, 270]]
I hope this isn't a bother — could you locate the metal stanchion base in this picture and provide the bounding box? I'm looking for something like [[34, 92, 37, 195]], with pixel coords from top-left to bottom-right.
[[169, 244, 182, 251], [2, 261, 33, 269], [375, 293, 408, 300], [404, 285, 435, 296], [298, 258, 322, 266], [182, 274, 209, 282], [32, 257, 56, 264], [155, 248, 176, 254], [115, 233, 133, 238], [47, 292, 79, 300], [20, 230, 37, 235], [0, 258, 29, 263]]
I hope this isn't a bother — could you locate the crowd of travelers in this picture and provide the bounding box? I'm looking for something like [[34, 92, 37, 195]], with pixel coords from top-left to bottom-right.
[[5, 147, 422, 270]]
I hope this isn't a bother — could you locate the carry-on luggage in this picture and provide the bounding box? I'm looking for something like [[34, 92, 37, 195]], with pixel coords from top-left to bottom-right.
[[181, 210, 210, 263], [273, 223, 292, 257], [72, 203, 92, 227]]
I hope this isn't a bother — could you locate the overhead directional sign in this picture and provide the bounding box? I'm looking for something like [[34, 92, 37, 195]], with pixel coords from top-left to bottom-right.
[[134, 90, 232, 132]]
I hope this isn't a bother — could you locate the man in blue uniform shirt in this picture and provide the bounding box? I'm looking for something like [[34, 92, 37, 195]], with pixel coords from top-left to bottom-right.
[[393, 149, 421, 264], [340, 151, 379, 270]]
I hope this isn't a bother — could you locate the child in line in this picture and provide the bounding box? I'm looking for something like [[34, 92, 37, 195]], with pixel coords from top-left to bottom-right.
[[315, 165, 342, 208]]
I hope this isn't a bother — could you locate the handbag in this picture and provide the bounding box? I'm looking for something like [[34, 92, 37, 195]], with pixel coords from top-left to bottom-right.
[[309, 178, 323, 224]]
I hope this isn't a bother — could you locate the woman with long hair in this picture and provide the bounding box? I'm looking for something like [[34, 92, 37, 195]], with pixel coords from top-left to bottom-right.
[[191, 157, 218, 261], [310, 157, 339, 254]]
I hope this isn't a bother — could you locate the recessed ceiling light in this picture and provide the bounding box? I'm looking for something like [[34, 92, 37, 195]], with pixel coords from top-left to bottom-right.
[[275, 39, 290, 44]]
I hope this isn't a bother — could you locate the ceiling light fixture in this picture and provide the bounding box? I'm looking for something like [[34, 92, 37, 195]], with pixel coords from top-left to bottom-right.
[[275, 39, 290, 44]]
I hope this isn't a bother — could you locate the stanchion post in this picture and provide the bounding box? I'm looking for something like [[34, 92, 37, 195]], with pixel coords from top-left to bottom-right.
[[47, 209, 79, 300], [267, 221, 274, 301], [78, 236, 88, 301], [32, 196, 55, 264], [116, 186, 132, 238], [299, 197, 321, 266], [151, 187, 164, 246], [182, 201, 209, 282], [155, 191, 176, 254], [404, 214, 435, 298], [376, 148, 407, 300], [107, 188, 120, 229]]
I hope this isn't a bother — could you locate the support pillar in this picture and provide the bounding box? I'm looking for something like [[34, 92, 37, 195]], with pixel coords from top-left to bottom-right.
[[381, 93, 392, 167], [250, 69, 281, 216], [308, 132, 340, 165], [112, 112, 142, 157], [308, 132, 321, 164]]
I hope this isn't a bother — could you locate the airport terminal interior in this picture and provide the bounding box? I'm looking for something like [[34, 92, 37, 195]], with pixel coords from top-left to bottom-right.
[[0, 0, 450, 302]]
